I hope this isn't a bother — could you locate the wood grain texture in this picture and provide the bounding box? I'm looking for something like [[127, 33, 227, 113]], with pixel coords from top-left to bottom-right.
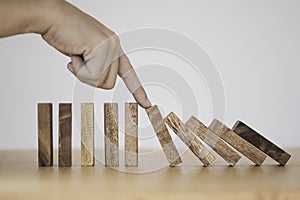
[[81, 103, 94, 166], [209, 119, 266, 165], [165, 112, 215, 166], [125, 103, 138, 166], [104, 103, 119, 167], [38, 103, 53, 166], [232, 120, 291, 165], [185, 116, 241, 166], [59, 103, 72, 167], [146, 106, 182, 166], [1, 149, 300, 200]]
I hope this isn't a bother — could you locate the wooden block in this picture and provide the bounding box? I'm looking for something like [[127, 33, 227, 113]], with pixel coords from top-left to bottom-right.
[[209, 119, 267, 165], [59, 103, 72, 167], [232, 120, 291, 165], [38, 103, 53, 166], [185, 116, 241, 166], [104, 103, 119, 166], [165, 112, 215, 166], [81, 103, 94, 166], [125, 103, 138, 167], [146, 106, 182, 166]]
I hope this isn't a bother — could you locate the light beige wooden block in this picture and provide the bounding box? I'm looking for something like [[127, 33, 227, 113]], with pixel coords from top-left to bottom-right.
[[125, 103, 138, 166], [104, 103, 119, 167], [81, 103, 94, 166], [185, 116, 241, 166], [165, 112, 215, 166], [38, 103, 53, 166], [209, 119, 267, 165], [146, 105, 182, 166]]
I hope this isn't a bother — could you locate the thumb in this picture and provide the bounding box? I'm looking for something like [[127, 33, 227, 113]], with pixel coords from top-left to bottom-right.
[[67, 55, 84, 75]]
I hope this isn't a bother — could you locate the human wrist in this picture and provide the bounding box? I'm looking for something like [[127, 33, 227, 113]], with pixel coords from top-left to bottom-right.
[[25, 0, 63, 35]]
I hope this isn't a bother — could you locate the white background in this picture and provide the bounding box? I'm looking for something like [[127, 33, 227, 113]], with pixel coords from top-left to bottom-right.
[[0, 0, 299, 149]]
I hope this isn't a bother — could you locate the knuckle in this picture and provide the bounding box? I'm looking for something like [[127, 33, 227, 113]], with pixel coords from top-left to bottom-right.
[[98, 81, 115, 90], [107, 33, 120, 47]]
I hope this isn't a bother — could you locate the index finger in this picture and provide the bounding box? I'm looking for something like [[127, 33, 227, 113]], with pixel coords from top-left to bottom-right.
[[118, 54, 151, 108]]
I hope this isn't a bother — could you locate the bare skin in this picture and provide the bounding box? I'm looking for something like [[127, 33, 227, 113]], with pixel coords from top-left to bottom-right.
[[0, 0, 151, 108]]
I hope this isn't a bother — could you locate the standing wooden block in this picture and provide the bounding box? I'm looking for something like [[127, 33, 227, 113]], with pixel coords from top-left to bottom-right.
[[125, 103, 138, 166], [232, 121, 291, 165], [81, 103, 94, 166], [185, 116, 241, 166], [165, 112, 215, 166], [59, 103, 72, 167], [38, 103, 53, 166], [209, 119, 267, 165], [146, 106, 182, 166], [104, 103, 119, 167]]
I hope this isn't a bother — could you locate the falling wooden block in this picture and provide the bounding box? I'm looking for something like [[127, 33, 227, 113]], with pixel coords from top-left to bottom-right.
[[125, 103, 138, 167], [146, 106, 182, 166], [104, 103, 119, 167], [185, 116, 241, 166], [209, 119, 267, 165], [38, 103, 53, 166], [59, 103, 72, 167], [165, 112, 215, 166], [232, 121, 291, 165], [81, 103, 94, 166]]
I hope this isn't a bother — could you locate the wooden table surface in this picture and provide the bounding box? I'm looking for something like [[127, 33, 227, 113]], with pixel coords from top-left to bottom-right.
[[1, 148, 300, 200]]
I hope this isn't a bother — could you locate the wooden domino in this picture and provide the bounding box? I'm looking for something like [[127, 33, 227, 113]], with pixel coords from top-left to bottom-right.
[[81, 103, 94, 166], [146, 105, 182, 166], [125, 103, 138, 167], [104, 103, 119, 166], [38, 103, 53, 166], [209, 119, 267, 165], [165, 112, 215, 166], [232, 120, 291, 165], [36, 102, 291, 167], [185, 116, 241, 166], [59, 103, 72, 166]]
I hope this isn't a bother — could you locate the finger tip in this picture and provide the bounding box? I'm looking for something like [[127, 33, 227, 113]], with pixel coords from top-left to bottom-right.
[[138, 97, 152, 109], [71, 55, 84, 71], [67, 62, 75, 73]]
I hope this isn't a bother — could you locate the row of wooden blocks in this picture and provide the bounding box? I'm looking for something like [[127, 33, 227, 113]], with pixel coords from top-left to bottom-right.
[[38, 103, 291, 167]]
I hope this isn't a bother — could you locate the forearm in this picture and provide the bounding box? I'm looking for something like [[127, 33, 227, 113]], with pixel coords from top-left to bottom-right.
[[0, 0, 60, 37]]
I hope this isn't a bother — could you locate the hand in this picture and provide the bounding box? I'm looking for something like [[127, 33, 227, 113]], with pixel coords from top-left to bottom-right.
[[42, 1, 151, 108], [0, 0, 151, 108]]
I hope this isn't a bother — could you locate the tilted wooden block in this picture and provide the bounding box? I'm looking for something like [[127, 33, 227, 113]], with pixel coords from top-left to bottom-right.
[[146, 106, 182, 166], [81, 103, 94, 166], [38, 103, 53, 166], [59, 103, 72, 167], [104, 103, 119, 167], [125, 103, 138, 167], [165, 112, 215, 166], [209, 119, 267, 165], [232, 121, 291, 165], [185, 116, 241, 166]]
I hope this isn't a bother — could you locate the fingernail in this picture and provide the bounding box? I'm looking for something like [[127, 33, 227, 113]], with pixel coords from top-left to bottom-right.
[[143, 98, 152, 108]]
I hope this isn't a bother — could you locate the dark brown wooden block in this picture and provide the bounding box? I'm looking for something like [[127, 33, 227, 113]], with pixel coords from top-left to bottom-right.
[[146, 106, 182, 166], [232, 120, 291, 165], [59, 103, 72, 167], [125, 103, 138, 167], [165, 112, 215, 166], [185, 116, 241, 166], [209, 119, 267, 165], [81, 103, 94, 166], [104, 103, 119, 167], [38, 103, 53, 166]]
